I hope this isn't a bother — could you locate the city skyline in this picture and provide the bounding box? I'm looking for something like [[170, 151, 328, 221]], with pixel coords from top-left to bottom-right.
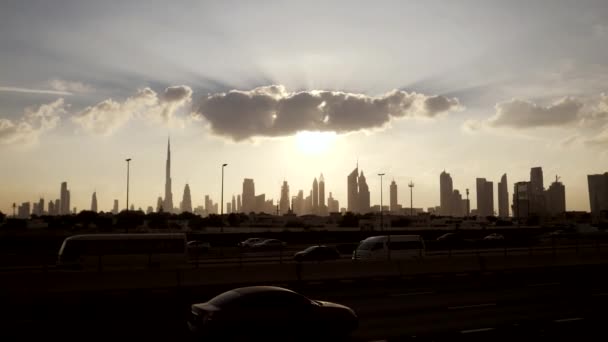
[[2, 1, 608, 214]]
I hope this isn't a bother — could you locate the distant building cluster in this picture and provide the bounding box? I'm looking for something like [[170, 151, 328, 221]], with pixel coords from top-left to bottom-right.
[[512, 167, 566, 219]]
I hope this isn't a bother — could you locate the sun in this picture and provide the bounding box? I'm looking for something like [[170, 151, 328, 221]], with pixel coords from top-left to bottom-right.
[[295, 131, 337, 154]]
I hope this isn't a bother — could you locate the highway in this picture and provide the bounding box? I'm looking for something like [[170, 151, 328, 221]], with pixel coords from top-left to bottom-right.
[[2, 264, 606, 341]]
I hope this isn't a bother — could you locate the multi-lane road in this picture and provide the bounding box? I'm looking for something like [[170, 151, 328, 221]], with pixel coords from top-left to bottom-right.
[[2, 264, 607, 341]]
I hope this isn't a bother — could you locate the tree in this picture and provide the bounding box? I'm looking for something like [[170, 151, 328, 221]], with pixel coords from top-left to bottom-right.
[[340, 212, 359, 227], [0, 211, 6, 222]]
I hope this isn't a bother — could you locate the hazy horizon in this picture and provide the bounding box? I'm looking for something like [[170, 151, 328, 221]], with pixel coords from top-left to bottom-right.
[[2, 0, 608, 213]]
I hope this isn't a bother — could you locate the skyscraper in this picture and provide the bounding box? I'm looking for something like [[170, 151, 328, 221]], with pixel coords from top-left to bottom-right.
[[390, 180, 398, 213], [513, 182, 531, 219], [588, 172, 608, 219], [498, 174, 509, 218], [60, 182, 70, 215], [529, 167, 546, 215], [54, 199, 61, 215], [328, 192, 339, 213], [476, 178, 494, 217], [237, 194, 242, 213], [440, 171, 453, 216], [163, 138, 174, 213], [295, 190, 304, 215], [113, 199, 119, 214], [452, 190, 464, 217], [231, 195, 236, 214], [280, 180, 290, 214], [312, 178, 319, 214], [156, 196, 163, 212], [347, 166, 359, 213], [38, 198, 45, 215], [91, 192, 98, 212], [242, 178, 255, 213], [546, 176, 566, 216], [358, 171, 370, 213], [48, 201, 55, 216], [181, 184, 192, 213], [319, 174, 326, 215]]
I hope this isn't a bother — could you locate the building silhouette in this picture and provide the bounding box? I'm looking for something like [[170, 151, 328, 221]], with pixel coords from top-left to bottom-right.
[[91, 192, 98, 212], [529, 167, 546, 215], [242, 178, 255, 213], [546, 176, 566, 216], [231, 195, 236, 214], [358, 171, 370, 213], [180, 184, 192, 213], [35, 198, 44, 216], [319, 174, 326, 215], [156, 196, 163, 212], [163, 138, 174, 213], [146, 206, 153, 214], [588, 172, 608, 220], [476, 178, 494, 217], [227, 203, 232, 214], [440, 171, 453, 216], [451, 189, 467, 217], [280, 181, 290, 214], [390, 180, 398, 213], [347, 166, 359, 213], [112, 199, 119, 214], [237, 194, 242, 213], [60, 182, 70, 215], [18, 202, 31, 218], [513, 181, 531, 219], [54, 199, 60, 215], [48, 201, 55, 216], [312, 178, 319, 214], [328, 192, 339, 213], [498, 174, 509, 218]]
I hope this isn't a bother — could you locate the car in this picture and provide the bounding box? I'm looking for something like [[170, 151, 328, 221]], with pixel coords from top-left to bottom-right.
[[483, 233, 505, 241], [238, 237, 266, 248], [188, 286, 358, 340], [187, 240, 211, 253], [436, 233, 464, 242], [294, 245, 340, 262], [250, 239, 286, 250]]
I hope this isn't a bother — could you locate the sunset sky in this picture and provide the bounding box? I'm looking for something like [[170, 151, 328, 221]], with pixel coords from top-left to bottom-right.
[[1, 0, 608, 214]]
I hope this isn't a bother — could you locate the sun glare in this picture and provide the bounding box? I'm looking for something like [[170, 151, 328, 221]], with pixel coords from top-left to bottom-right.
[[295, 131, 337, 154]]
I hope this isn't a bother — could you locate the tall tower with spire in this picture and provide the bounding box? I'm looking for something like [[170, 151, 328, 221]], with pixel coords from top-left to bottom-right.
[[91, 192, 98, 212], [164, 137, 174, 213]]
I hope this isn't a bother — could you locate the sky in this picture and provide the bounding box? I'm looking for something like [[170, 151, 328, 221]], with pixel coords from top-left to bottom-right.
[[1, 0, 608, 214]]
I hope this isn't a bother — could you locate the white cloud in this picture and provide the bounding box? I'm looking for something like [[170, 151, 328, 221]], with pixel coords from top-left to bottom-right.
[[0, 86, 72, 96], [0, 99, 66, 145], [194, 85, 463, 141], [72, 85, 192, 135], [49, 79, 93, 93]]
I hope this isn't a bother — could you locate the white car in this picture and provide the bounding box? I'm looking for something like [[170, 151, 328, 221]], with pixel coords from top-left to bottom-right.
[[483, 233, 505, 241], [250, 239, 287, 250], [238, 238, 266, 248]]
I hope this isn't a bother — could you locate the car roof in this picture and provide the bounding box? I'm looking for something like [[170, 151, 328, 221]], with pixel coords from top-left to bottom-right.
[[232, 286, 296, 296]]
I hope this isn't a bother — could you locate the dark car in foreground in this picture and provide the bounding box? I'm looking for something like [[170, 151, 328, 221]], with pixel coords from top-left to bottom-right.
[[294, 245, 340, 262], [188, 286, 358, 340]]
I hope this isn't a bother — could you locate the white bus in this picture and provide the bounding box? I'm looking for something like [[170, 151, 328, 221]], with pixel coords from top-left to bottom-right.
[[352, 235, 425, 260], [57, 233, 188, 270]]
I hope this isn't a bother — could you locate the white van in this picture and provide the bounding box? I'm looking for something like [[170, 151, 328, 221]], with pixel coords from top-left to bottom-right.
[[352, 235, 425, 260]]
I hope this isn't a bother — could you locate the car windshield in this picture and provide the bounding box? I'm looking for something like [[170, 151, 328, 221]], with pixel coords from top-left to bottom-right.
[[303, 246, 319, 252], [358, 240, 380, 250], [208, 290, 241, 308]]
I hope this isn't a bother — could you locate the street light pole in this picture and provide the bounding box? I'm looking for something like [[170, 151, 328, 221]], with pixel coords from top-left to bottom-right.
[[466, 188, 470, 218], [221, 163, 228, 230], [378, 173, 385, 231], [408, 181, 414, 217], [125, 158, 131, 211]]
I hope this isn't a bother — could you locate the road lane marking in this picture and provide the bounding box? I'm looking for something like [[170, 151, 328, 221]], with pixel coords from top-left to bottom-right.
[[592, 293, 608, 296], [448, 303, 496, 310], [527, 282, 560, 287], [554, 317, 584, 323], [389, 291, 434, 297], [461, 327, 495, 334]]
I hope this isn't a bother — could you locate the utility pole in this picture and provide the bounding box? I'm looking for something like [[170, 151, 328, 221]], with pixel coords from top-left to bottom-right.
[[221, 163, 228, 232], [125, 158, 132, 211], [466, 188, 470, 218]]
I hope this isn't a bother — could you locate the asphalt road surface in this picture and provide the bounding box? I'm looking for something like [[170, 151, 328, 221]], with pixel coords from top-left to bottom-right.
[[1, 264, 606, 341]]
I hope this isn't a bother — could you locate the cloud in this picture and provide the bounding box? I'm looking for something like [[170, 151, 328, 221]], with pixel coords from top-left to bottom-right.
[[194, 85, 463, 141], [49, 79, 93, 94], [0, 99, 66, 145], [0, 86, 72, 96], [488, 97, 584, 128], [72, 85, 192, 135]]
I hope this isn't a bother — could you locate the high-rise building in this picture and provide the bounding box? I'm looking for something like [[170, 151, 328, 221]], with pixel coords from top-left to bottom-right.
[[347, 166, 359, 213], [60, 182, 70, 215], [476, 178, 494, 217], [529, 167, 546, 215], [280, 181, 290, 214], [319, 174, 326, 215], [227, 203, 232, 214], [588, 172, 608, 219], [48, 201, 55, 216], [163, 138, 174, 213], [546, 176, 566, 216], [304, 190, 312, 215], [358, 171, 370, 213], [91, 192, 98, 212], [237, 195, 242, 213], [328, 192, 339, 213], [156, 196, 163, 212], [312, 178, 319, 214], [146, 206, 153, 214], [513, 181, 531, 219], [451, 190, 464, 217], [54, 199, 61, 215], [181, 184, 192, 213], [231, 196, 236, 214], [440, 171, 453, 216], [390, 180, 398, 213], [18, 202, 31, 218], [242, 179, 255, 213], [255, 194, 266, 213], [498, 174, 509, 218], [294, 190, 304, 215]]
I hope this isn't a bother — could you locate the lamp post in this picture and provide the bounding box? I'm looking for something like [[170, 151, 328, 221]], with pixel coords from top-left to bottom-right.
[[408, 181, 414, 216], [221, 163, 228, 231], [466, 188, 470, 218], [378, 173, 385, 231], [125, 158, 131, 211]]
